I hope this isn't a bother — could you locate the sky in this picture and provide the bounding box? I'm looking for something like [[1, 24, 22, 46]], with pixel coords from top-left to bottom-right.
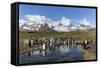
[[19, 4, 96, 27]]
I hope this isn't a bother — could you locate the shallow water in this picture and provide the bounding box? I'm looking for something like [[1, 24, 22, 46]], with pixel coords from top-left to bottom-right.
[[19, 45, 83, 64]]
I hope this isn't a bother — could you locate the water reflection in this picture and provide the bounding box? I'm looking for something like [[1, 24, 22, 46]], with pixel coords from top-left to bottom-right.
[[19, 44, 83, 64]]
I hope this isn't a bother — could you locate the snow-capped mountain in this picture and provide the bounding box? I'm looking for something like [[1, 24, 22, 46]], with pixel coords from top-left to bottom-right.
[[52, 23, 72, 32], [19, 21, 95, 32], [19, 15, 95, 32], [20, 22, 55, 32], [20, 22, 42, 31]]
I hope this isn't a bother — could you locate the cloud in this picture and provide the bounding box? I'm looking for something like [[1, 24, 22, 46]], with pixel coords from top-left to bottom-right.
[[60, 16, 71, 26], [19, 15, 95, 32], [24, 15, 71, 26], [19, 19, 26, 27], [25, 15, 60, 28], [52, 17, 71, 32], [25, 15, 46, 24], [79, 18, 91, 26], [19, 15, 72, 32]]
